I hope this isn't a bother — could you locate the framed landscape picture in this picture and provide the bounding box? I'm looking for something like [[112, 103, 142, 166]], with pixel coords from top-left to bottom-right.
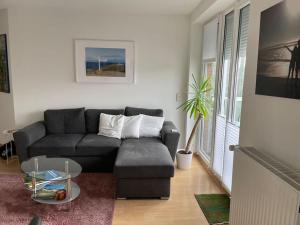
[[75, 39, 135, 84], [0, 34, 10, 93], [256, 1, 300, 99]]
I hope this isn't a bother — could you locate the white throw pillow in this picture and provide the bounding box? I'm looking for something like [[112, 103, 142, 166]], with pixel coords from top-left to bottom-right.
[[139, 115, 164, 137], [98, 113, 124, 139], [121, 115, 143, 139]]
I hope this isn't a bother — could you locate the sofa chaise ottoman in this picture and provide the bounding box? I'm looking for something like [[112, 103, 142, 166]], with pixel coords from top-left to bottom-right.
[[13, 107, 180, 198]]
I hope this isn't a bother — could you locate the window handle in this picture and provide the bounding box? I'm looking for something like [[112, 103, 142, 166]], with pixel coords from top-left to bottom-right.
[[229, 145, 240, 151]]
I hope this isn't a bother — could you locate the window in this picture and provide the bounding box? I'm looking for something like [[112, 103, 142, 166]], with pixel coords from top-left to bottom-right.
[[213, 11, 235, 177], [198, 18, 219, 161], [198, 3, 250, 192], [233, 5, 250, 125], [216, 4, 250, 192], [201, 61, 217, 159], [219, 12, 234, 118]]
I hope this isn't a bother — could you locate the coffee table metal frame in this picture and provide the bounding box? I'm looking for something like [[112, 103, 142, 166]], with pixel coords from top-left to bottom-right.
[[22, 156, 81, 204]]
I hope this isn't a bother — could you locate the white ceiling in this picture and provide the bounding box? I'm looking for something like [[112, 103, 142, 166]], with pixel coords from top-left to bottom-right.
[[0, 0, 204, 15]]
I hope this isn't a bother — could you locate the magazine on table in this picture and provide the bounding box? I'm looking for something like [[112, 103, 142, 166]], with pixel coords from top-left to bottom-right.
[[29, 170, 66, 181]]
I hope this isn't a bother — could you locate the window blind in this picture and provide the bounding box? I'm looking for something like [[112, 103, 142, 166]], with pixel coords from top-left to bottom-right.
[[237, 5, 250, 58], [202, 18, 219, 60], [223, 12, 234, 60], [233, 4, 250, 124]]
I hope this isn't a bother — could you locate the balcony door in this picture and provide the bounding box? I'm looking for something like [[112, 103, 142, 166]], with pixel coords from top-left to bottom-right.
[[198, 3, 250, 193], [198, 18, 219, 162], [213, 4, 250, 192]]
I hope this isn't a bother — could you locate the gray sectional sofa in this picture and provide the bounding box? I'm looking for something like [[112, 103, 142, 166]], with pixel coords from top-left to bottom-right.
[[14, 107, 180, 199]]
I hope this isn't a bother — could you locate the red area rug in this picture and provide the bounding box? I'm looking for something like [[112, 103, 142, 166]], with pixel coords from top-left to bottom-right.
[[0, 173, 115, 225]]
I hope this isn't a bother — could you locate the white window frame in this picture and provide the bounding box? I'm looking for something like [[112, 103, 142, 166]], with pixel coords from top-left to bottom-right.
[[199, 58, 218, 164], [198, 0, 250, 191], [216, 1, 250, 193], [230, 2, 251, 127], [197, 16, 220, 165], [217, 1, 250, 128]]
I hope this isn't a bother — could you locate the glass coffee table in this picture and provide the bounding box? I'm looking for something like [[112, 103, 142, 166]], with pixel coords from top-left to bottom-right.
[[21, 156, 82, 204]]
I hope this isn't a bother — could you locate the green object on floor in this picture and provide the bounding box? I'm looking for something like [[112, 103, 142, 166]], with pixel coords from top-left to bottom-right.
[[194, 194, 230, 224]]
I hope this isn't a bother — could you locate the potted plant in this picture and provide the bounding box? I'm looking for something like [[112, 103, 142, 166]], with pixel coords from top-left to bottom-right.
[[176, 75, 212, 169]]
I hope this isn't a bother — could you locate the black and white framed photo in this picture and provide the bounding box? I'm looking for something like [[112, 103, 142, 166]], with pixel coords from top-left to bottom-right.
[[0, 34, 10, 93], [256, 1, 300, 99], [75, 39, 135, 84]]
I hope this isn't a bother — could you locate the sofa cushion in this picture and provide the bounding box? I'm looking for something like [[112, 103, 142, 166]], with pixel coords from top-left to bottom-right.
[[29, 134, 84, 157], [125, 107, 163, 117], [114, 138, 174, 178], [76, 134, 121, 156], [44, 108, 85, 134], [85, 109, 124, 133], [98, 114, 124, 139], [121, 115, 143, 139], [139, 115, 164, 137]]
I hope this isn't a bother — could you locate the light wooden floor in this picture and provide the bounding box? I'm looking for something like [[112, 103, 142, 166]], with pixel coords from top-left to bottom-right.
[[0, 156, 223, 225], [0, 157, 21, 173]]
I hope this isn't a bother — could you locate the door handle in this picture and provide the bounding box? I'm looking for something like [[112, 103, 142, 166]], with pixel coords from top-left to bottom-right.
[[229, 145, 240, 151]]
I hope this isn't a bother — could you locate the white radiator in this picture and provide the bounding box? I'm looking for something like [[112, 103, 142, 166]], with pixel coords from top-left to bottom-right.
[[229, 147, 300, 225]]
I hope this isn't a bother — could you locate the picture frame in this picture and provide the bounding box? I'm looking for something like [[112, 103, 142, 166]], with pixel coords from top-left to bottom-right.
[[256, 1, 300, 99], [75, 39, 135, 84], [0, 34, 10, 93]]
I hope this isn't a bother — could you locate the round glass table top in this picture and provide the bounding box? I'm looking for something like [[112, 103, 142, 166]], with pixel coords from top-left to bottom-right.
[[21, 156, 82, 181]]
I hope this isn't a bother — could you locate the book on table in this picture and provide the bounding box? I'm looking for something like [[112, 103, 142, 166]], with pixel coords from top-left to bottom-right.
[[29, 170, 65, 181], [24, 170, 66, 191], [24, 177, 67, 201]]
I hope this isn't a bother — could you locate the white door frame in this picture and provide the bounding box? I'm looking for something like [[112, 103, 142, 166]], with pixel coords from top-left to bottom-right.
[[198, 0, 250, 193]]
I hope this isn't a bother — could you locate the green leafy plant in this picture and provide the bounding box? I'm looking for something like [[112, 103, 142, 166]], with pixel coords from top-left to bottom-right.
[[178, 74, 212, 154]]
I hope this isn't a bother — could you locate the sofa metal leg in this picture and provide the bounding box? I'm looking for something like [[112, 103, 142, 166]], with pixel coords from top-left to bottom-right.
[[160, 197, 169, 200], [116, 197, 127, 200]]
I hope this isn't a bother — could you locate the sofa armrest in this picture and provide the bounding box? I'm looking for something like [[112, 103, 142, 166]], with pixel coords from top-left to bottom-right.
[[13, 121, 46, 162], [161, 121, 180, 161]]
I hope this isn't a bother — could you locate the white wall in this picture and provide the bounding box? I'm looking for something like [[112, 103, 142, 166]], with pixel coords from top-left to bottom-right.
[[0, 9, 15, 143], [239, 0, 300, 170], [6, 6, 190, 146], [186, 23, 203, 150]]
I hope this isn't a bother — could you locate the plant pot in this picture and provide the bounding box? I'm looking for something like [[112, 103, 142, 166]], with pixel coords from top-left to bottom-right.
[[176, 149, 193, 170]]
